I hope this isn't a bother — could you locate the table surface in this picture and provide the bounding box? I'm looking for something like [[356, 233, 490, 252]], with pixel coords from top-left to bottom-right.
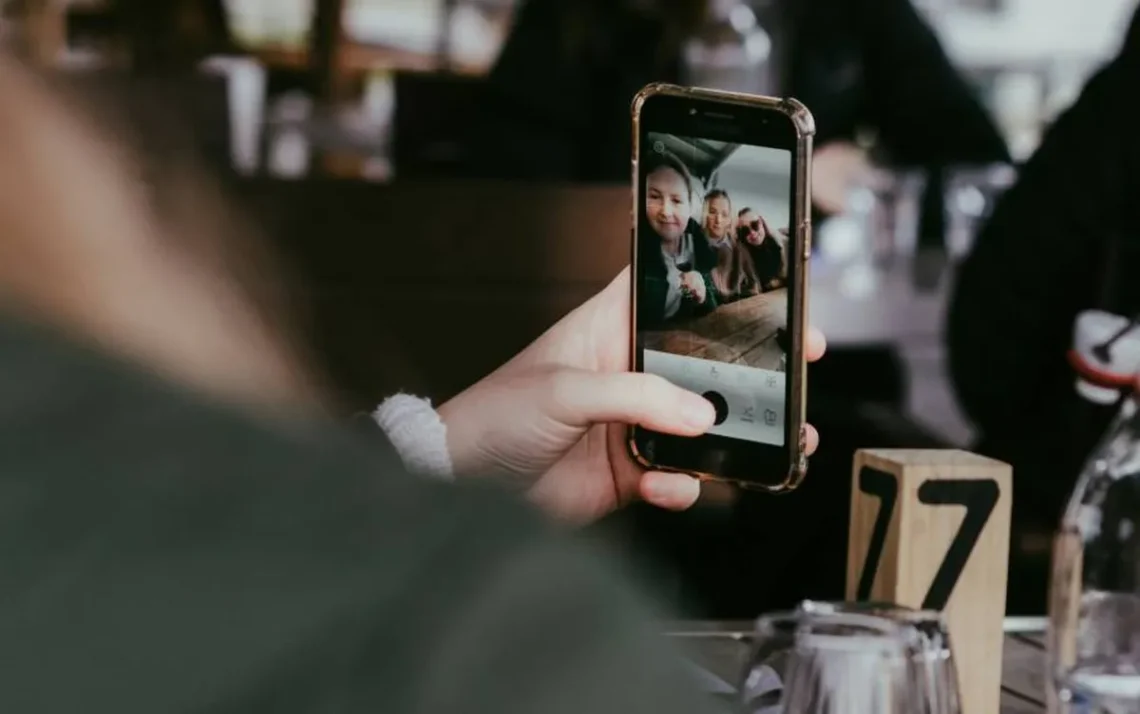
[[665, 621, 1046, 713], [641, 290, 787, 371]]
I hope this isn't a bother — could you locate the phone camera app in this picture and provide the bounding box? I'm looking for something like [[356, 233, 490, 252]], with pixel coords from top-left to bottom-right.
[[638, 131, 792, 448]]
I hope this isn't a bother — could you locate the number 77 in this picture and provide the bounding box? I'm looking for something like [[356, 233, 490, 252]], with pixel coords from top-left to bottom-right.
[[855, 467, 1000, 610]]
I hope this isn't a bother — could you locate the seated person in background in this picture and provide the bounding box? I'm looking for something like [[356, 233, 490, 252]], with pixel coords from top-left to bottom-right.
[[466, 0, 1008, 202], [738, 208, 786, 292], [947, 4, 1140, 614], [640, 150, 718, 327]]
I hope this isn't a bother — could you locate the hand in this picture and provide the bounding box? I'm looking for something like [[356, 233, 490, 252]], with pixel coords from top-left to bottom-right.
[[812, 140, 872, 214], [680, 271, 707, 303], [437, 268, 827, 523]]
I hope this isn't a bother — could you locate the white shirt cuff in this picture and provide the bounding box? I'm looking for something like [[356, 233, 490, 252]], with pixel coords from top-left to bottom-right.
[[372, 394, 454, 480]]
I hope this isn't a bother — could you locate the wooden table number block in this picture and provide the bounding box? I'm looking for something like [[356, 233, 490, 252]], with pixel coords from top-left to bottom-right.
[[846, 449, 1013, 714]]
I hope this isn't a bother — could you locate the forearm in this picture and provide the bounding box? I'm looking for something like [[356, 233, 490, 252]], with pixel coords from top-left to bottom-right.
[[641, 275, 673, 328]]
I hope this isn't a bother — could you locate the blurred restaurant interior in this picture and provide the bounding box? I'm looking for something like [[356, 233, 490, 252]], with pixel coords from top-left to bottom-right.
[[2, 0, 1138, 619]]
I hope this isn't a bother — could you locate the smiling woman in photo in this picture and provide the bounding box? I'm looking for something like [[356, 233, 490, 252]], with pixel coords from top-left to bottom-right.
[[701, 188, 734, 249], [638, 149, 719, 328]]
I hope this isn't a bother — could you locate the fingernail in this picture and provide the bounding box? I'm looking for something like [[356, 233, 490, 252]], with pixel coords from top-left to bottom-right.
[[683, 393, 716, 429], [644, 473, 700, 507], [643, 477, 677, 503]]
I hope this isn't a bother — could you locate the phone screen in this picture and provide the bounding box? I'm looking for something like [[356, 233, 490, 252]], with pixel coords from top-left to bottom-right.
[[632, 95, 805, 485]]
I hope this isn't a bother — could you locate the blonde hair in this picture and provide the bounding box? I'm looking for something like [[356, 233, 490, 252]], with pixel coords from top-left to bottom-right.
[[0, 55, 326, 414]]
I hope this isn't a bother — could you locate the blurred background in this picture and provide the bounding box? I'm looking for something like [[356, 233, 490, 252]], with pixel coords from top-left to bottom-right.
[[3, 0, 1132, 181], [0, 0, 1114, 437], [2, 0, 1133, 616]]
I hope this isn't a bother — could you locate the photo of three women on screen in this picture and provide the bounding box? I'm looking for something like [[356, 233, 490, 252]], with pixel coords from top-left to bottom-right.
[[640, 145, 790, 330]]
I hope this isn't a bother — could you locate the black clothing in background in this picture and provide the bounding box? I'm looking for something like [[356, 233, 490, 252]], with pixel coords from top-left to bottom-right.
[[745, 236, 784, 290], [0, 312, 718, 714], [948, 6, 1140, 612], [465, 0, 1008, 182], [639, 217, 720, 328]]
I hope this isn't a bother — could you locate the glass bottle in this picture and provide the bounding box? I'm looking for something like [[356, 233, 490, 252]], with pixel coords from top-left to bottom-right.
[[681, 0, 774, 96], [1049, 396, 1140, 714]]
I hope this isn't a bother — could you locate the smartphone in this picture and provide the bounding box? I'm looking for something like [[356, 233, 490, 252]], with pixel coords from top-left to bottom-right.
[[627, 83, 814, 492]]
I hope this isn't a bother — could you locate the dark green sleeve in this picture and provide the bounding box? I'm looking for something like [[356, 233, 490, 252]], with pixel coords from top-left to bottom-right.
[[696, 271, 719, 315], [0, 311, 724, 714], [640, 274, 718, 328], [388, 534, 726, 714], [641, 273, 672, 329], [198, 484, 726, 714]]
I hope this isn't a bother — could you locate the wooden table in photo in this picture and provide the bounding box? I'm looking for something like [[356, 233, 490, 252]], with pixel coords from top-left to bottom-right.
[[641, 290, 788, 370], [666, 620, 1047, 713]]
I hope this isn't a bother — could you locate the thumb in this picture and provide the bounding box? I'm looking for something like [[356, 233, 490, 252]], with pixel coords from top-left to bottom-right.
[[547, 369, 716, 435]]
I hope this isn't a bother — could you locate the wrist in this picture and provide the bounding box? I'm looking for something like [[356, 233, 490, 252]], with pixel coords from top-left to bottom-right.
[[435, 393, 476, 477]]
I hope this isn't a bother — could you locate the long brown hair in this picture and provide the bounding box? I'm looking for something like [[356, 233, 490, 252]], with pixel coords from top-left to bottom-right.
[[0, 54, 326, 414], [740, 209, 785, 289], [710, 240, 761, 301], [709, 198, 777, 300]]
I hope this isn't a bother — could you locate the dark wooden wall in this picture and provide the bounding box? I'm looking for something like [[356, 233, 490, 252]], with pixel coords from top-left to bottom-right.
[[234, 179, 632, 409]]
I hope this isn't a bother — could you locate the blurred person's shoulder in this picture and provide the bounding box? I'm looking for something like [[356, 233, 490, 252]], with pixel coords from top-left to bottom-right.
[[0, 307, 544, 550], [0, 311, 716, 712]]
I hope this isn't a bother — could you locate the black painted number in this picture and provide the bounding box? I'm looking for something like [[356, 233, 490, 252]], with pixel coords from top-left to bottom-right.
[[855, 467, 898, 600], [855, 468, 1000, 609], [917, 479, 1000, 610]]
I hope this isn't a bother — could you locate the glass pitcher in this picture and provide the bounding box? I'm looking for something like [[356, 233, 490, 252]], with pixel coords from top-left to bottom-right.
[[1049, 396, 1140, 714]]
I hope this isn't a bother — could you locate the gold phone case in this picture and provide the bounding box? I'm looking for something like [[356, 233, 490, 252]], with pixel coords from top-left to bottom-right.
[[627, 82, 815, 493]]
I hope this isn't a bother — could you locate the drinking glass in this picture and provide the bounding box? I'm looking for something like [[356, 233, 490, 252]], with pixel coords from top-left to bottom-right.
[[942, 163, 1017, 261], [843, 166, 928, 266], [797, 601, 962, 714], [1050, 396, 1140, 714], [682, 0, 775, 96], [739, 609, 922, 714]]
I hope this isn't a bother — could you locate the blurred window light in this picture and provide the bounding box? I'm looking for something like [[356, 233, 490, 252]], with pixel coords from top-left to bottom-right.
[[223, 0, 314, 49]]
